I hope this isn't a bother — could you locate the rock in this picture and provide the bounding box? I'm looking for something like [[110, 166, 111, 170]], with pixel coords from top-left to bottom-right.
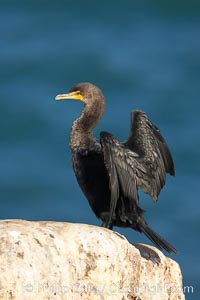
[[0, 220, 184, 300]]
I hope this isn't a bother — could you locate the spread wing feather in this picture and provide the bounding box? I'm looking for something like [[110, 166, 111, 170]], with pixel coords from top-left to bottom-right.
[[124, 110, 174, 201], [100, 131, 146, 224], [100, 110, 174, 225]]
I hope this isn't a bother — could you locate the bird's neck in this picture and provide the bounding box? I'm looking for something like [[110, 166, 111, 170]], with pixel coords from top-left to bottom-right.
[[70, 102, 104, 151]]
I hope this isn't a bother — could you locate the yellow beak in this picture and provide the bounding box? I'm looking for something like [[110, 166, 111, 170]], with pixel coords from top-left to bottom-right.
[[55, 91, 83, 101]]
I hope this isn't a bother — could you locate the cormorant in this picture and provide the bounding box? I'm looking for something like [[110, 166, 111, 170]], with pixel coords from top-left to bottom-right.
[[55, 82, 176, 253]]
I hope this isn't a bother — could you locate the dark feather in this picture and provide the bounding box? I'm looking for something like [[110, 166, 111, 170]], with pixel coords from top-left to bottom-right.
[[124, 110, 175, 201]]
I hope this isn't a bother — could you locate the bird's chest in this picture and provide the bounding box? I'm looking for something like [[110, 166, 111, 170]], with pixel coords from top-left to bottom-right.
[[72, 149, 106, 190], [71, 150, 110, 216]]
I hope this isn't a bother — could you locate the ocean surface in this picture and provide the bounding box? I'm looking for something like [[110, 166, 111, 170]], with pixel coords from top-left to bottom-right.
[[0, 1, 199, 298]]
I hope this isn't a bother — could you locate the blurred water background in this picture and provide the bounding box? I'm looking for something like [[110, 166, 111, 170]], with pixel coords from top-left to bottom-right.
[[0, 1, 199, 298]]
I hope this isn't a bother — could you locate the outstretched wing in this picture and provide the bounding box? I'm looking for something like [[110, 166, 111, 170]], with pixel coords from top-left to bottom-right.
[[100, 110, 174, 224], [123, 110, 175, 201], [100, 131, 147, 225]]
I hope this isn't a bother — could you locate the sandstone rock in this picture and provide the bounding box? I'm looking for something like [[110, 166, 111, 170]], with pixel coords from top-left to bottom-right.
[[0, 220, 184, 300]]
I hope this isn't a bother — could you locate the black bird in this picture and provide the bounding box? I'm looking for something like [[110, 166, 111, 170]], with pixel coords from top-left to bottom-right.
[[55, 82, 176, 253]]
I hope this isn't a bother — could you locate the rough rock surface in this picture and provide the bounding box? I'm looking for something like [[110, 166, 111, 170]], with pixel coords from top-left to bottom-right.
[[0, 220, 184, 300]]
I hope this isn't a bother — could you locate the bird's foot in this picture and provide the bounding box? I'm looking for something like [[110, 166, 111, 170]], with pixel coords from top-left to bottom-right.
[[101, 221, 113, 230]]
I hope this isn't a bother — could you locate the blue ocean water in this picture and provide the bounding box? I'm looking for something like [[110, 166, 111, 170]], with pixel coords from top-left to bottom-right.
[[0, 1, 199, 298]]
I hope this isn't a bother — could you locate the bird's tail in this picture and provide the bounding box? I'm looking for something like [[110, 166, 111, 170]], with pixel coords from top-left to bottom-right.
[[135, 219, 177, 254]]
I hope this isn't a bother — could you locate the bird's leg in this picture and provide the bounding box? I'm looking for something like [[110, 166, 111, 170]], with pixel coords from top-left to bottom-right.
[[101, 221, 127, 241], [101, 221, 113, 230]]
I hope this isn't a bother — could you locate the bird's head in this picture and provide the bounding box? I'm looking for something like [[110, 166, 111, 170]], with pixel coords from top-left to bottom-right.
[[55, 82, 104, 106]]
